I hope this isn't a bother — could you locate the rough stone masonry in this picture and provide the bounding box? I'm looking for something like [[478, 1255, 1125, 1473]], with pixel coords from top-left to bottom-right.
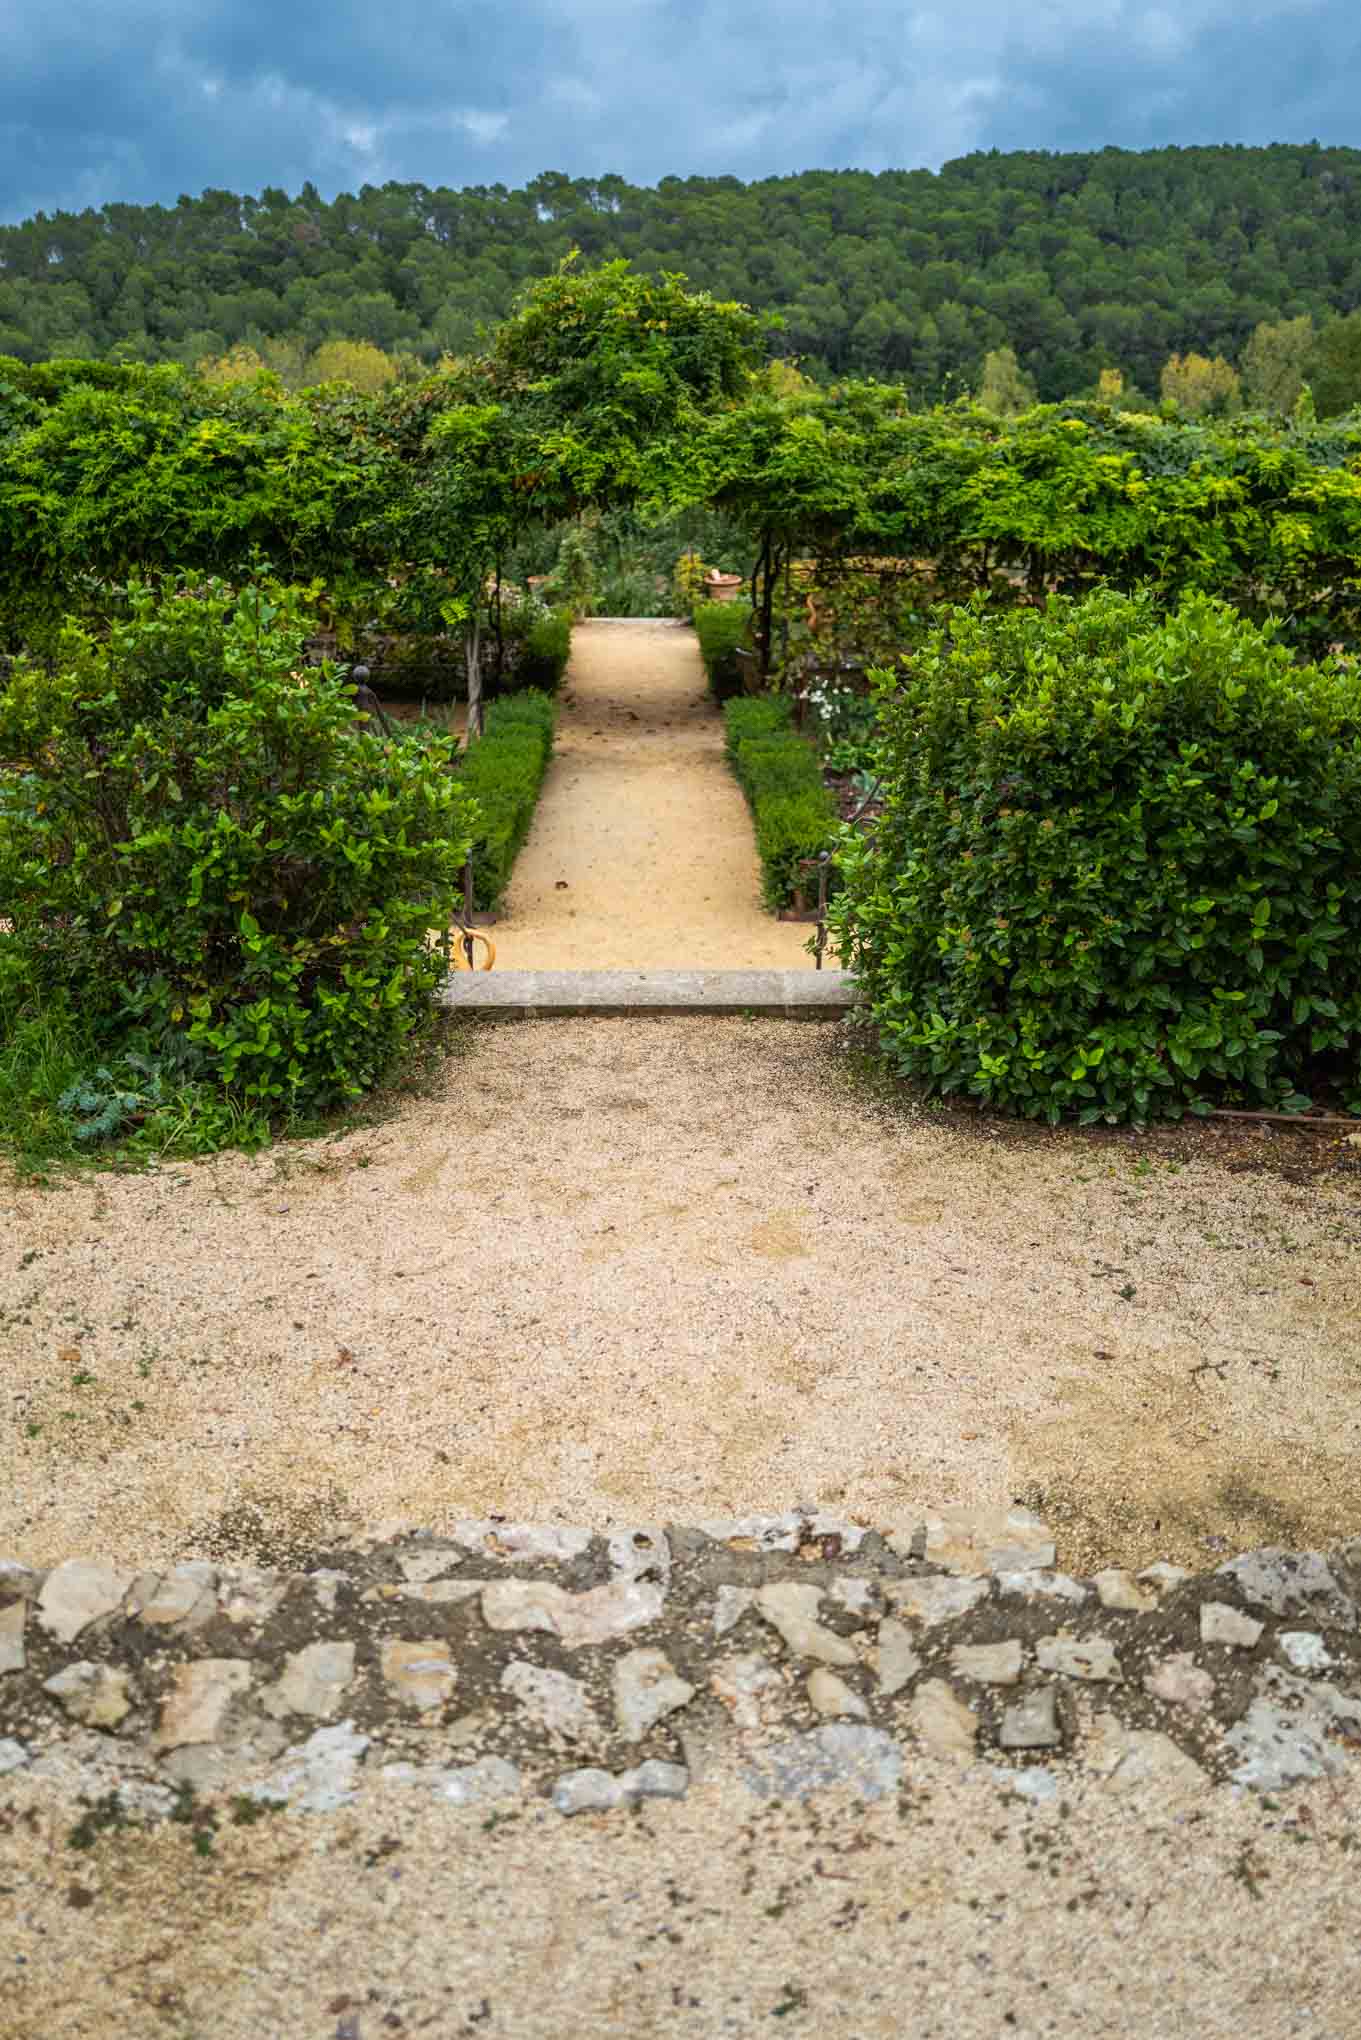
[[2, 1504, 1359, 1826]]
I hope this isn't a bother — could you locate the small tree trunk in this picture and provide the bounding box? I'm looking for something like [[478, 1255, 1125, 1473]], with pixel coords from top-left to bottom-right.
[[754, 529, 776, 681], [465, 611, 484, 743]]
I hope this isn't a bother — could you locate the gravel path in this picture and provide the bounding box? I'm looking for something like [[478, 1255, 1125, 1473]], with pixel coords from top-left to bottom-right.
[[8, 1743, 1360, 2039], [487, 619, 814, 969], [5, 1019, 1361, 2038], [3, 1018, 1358, 1573], [8, 630, 1361, 2036]]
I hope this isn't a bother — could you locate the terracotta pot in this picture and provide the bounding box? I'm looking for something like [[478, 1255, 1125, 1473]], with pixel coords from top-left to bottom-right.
[[704, 572, 745, 605]]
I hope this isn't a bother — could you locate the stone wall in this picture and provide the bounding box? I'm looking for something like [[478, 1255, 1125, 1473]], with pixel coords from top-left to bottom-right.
[[2, 1506, 1359, 1824]]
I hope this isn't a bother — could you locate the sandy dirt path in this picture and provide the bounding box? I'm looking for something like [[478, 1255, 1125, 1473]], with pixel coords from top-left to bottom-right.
[[3, 1019, 1358, 1574], [7, 1753, 1360, 2040], [5, 1021, 1361, 2039], [486, 619, 815, 970]]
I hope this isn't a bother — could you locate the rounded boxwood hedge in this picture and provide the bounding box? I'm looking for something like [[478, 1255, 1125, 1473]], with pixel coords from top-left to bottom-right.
[[828, 590, 1361, 1122]]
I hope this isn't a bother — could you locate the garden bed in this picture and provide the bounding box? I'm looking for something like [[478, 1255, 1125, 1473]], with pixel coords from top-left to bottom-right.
[[305, 602, 573, 706]]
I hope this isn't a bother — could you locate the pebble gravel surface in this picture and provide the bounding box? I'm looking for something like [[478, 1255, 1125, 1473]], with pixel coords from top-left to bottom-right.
[[4, 1511, 1361, 2039], [2, 1020, 1358, 1574]]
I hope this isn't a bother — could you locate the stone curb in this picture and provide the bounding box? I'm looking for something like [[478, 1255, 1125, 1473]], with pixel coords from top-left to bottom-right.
[[2, 1507, 1359, 1827], [438, 969, 855, 1019]]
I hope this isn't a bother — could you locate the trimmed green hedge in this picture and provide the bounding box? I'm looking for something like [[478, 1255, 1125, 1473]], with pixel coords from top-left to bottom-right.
[[828, 591, 1361, 1123], [457, 690, 557, 910], [0, 354, 164, 402], [694, 600, 752, 700], [724, 694, 838, 910], [516, 606, 573, 692]]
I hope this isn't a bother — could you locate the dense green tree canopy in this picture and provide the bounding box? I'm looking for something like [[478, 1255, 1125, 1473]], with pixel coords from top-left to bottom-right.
[[6, 256, 1361, 671], [5, 147, 1361, 401], [458, 258, 766, 508]]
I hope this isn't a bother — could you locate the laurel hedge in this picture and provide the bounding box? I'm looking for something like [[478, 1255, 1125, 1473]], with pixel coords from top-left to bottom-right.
[[829, 591, 1361, 1121]]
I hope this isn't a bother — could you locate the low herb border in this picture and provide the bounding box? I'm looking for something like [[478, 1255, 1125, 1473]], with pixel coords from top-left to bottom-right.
[[722, 694, 839, 913], [456, 689, 559, 912]]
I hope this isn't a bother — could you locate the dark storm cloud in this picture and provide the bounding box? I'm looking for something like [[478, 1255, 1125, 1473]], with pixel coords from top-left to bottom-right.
[[2, 0, 1359, 221], [985, 1, 1361, 155]]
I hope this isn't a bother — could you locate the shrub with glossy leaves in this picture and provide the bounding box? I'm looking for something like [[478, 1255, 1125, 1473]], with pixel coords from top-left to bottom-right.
[[0, 578, 474, 1111], [829, 591, 1361, 1120]]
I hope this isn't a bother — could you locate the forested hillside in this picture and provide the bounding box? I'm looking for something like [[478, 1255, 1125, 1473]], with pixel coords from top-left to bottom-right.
[[4, 145, 1361, 400]]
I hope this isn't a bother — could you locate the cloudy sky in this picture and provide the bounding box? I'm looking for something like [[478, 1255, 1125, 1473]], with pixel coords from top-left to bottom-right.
[[3, 0, 1359, 221]]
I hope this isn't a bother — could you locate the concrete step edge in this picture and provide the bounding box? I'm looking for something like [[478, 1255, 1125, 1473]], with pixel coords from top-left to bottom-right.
[[438, 968, 856, 1018]]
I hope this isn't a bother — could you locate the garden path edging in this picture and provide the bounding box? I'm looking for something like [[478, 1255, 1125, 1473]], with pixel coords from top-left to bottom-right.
[[438, 967, 854, 1018], [3, 1506, 1359, 1825]]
